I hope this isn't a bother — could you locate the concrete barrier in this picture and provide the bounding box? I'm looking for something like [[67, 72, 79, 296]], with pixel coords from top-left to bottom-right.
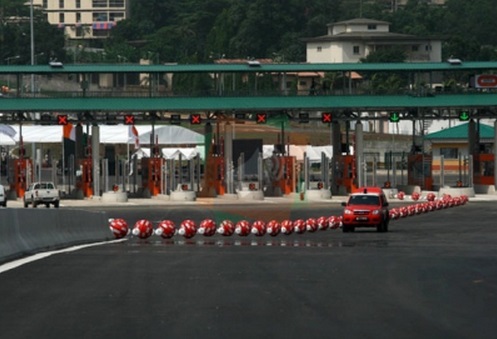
[[474, 185, 496, 195], [396, 185, 421, 194], [0, 209, 111, 264], [438, 186, 475, 197], [304, 189, 332, 201]]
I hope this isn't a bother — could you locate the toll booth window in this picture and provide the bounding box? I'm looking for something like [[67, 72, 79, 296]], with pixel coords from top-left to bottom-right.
[[349, 195, 380, 206], [440, 147, 458, 159], [483, 161, 494, 176]]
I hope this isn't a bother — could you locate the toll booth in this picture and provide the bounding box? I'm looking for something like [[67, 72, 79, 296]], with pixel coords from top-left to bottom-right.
[[335, 155, 357, 193], [272, 156, 296, 195], [407, 154, 433, 190], [77, 157, 93, 197], [9, 158, 33, 198], [473, 154, 495, 186], [141, 157, 165, 196]]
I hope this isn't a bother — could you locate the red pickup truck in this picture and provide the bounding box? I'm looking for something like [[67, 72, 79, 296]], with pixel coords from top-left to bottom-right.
[[341, 187, 390, 233]]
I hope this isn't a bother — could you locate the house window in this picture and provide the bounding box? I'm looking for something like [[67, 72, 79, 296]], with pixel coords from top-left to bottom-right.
[[42, 0, 47, 8], [92, 0, 107, 8], [76, 0, 81, 8], [59, 13, 65, 23], [425, 45, 432, 51], [440, 147, 458, 159], [59, 0, 64, 9], [109, 0, 125, 7], [93, 13, 108, 21], [367, 24, 377, 30], [412, 45, 419, 51], [353, 46, 360, 55], [317, 46, 322, 52], [109, 12, 124, 21], [76, 13, 81, 23]]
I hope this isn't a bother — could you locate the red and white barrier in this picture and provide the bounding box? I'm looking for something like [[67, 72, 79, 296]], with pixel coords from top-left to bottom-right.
[[281, 220, 294, 235], [317, 216, 329, 231], [305, 218, 318, 233], [109, 218, 129, 239], [293, 219, 306, 234], [217, 220, 235, 236], [110, 195, 469, 240], [178, 219, 197, 239], [155, 220, 176, 239], [267, 220, 281, 237], [251, 220, 266, 236], [198, 219, 216, 237], [132, 219, 154, 239], [235, 220, 251, 236]]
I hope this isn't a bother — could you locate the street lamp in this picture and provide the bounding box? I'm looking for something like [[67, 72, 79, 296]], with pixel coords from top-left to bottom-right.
[[5, 55, 20, 88]]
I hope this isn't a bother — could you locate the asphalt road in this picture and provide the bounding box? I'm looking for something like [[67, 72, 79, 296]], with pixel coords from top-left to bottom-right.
[[1, 202, 496, 339]]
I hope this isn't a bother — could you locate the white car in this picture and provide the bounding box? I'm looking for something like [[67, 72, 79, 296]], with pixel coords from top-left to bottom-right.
[[23, 182, 60, 208], [0, 184, 6, 207]]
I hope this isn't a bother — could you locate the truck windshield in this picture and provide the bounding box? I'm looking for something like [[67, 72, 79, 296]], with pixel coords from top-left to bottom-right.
[[349, 195, 380, 206]]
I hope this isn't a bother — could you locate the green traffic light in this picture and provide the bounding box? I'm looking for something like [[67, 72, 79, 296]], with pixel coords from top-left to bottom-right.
[[459, 111, 470, 121], [389, 112, 400, 123]]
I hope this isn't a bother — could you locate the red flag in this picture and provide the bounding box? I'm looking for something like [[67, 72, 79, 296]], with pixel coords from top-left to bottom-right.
[[63, 123, 76, 141], [128, 125, 139, 149]]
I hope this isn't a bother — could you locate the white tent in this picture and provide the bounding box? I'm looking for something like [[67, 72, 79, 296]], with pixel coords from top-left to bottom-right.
[[0, 133, 16, 146], [8, 124, 201, 145], [138, 125, 204, 145], [263, 145, 333, 162], [133, 146, 205, 160]]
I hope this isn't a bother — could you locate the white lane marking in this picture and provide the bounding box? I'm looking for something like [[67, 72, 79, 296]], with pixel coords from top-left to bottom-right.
[[0, 238, 127, 274]]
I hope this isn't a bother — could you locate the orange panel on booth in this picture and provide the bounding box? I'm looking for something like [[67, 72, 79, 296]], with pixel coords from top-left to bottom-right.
[[407, 154, 433, 190], [77, 158, 93, 197], [10, 159, 33, 198], [204, 156, 225, 196], [141, 157, 165, 196], [335, 155, 357, 193], [474, 154, 495, 186], [273, 156, 296, 195]]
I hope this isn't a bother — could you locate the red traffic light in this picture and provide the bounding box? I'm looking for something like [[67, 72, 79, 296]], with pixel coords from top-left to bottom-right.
[[190, 114, 201, 125], [124, 115, 135, 125], [57, 115, 68, 125], [321, 112, 332, 123], [256, 113, 267, 124]]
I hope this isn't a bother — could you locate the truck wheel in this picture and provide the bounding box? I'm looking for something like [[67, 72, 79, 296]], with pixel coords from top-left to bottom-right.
[[24, 200, 28, 208], [45, 203, 50, 208], [32, 201, 37, 208], [54, 201, 59, 208]]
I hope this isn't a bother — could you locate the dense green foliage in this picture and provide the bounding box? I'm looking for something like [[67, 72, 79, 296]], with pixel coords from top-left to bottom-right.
[[1, 0, 497, 64]]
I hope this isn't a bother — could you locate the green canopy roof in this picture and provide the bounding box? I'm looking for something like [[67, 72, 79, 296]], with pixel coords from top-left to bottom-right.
[[425, 122, 495, 140]]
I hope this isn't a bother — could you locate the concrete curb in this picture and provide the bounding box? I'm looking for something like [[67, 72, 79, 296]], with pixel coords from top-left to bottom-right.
[[0, 209, 111, 264]]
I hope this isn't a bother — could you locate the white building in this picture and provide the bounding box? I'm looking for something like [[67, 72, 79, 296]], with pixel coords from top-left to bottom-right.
[[305, 18, 442, 63], [33, 0, 130, 40]]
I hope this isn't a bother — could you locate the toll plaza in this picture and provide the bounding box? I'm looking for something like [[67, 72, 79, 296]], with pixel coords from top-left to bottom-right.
[[1, 61, 497, 200]]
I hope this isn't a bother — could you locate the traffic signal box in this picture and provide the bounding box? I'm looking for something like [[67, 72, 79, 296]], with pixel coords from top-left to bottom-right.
[[389, 112, 400, 123], [190, 114, 202, 125], [321, 112, 332, 124], [256, 113, 267, 124], [124, 115, 135, 125], [57, 115, 68, 125], [459, 111, 470, 121]]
